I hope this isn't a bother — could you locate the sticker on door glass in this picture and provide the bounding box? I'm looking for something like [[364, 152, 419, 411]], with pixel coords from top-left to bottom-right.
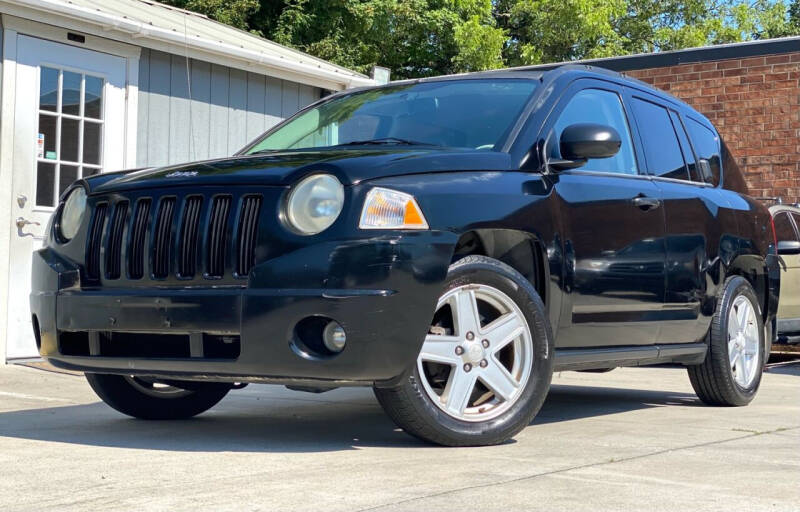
[[37, 133, 44, 159]]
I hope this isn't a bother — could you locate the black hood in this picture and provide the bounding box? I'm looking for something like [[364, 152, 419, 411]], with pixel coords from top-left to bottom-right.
[[88, 148, 514, 194]]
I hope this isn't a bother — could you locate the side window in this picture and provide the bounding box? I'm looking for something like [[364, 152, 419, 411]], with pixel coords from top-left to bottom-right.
[[669, 111, 702, 183], [686, 118, 722, 186], [773, 213, 798, 243], [631, 97, 688, 180], [791, 214, 800, 240], [550, 89, 638, 175]]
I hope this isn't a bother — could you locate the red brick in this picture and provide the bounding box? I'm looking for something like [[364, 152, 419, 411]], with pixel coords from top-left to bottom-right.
[[741, 57, 766, 67], [741, 75, 765, 84], [724, 67, 748, 77], [700, 70, 724, 79], [693, 62, 718, 72], [765, 54, 792, 65], [718, 59, 742, 69], [771, 63, 800, 73], [723, 84, 748, 94], [765, 72, 790, 81], [676, 72, 701, 81], [701, 86, 724, 95]]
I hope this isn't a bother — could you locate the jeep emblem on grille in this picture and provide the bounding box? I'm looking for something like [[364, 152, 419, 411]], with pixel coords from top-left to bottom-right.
[[165, 171, 199, 178]]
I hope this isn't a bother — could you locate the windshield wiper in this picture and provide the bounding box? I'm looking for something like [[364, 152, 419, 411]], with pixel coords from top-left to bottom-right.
[[335, 137, 440, 147]]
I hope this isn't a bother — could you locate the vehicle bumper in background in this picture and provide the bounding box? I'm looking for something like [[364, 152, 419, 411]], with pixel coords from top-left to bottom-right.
[[30, 232, 456, 385], [766, 254, 781, 349]]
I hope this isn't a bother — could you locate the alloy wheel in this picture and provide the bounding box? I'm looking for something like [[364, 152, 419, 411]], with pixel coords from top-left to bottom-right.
[[417, 284, 533, 422], [727, 295, 759, 388]]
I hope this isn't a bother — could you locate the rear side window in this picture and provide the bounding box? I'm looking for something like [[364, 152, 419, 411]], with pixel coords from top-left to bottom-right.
[[631, 97, 688, 180], [686, 118, 721, 186], [773, 212, 798, 243], [550, 89, 638, 175], [791, 214, 800, 240], [669, 111, 703, 183]]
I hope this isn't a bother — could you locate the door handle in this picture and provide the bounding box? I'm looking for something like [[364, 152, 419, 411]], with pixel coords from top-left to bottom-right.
[[16, 217, 41, 229], [632, 196, 661, 211]]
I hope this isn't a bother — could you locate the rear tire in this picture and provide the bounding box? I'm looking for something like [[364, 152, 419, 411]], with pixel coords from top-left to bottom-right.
[[687, 276, 765, 406], [375, 255, 554, 446], [86, 373, 230, 419]]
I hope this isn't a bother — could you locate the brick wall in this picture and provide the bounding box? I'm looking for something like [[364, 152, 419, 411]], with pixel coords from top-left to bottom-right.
[[625, 52, 800, 202]]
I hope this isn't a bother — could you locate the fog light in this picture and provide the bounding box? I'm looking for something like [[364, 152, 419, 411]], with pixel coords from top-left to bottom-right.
[[323, 321, 346, 353]]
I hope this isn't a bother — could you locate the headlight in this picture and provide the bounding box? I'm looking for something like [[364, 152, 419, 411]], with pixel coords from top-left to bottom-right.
[[285, 174, 344, 235], [359, 187, 428, 230], [58, 186, 87, 241]]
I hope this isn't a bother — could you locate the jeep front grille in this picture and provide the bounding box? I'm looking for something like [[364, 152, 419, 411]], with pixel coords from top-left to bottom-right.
[[128, 198, 151, 279], [152, 197, 176, 279], [178, 196, 203, 278], [85, 191, 263, 283], [86, 203, 108, 280], [105, 201, 128, 279], [206, 196, 232, 279]]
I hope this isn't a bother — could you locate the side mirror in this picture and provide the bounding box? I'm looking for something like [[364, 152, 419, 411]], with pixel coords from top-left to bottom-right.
[[549, 123, 622, 172], [778, 240, 800, 255]]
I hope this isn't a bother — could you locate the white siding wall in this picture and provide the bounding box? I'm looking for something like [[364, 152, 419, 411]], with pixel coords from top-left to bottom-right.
[[136, 48, 321, 167]]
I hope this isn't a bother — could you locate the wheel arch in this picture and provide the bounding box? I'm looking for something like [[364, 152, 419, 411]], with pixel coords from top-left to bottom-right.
[[451, 229, 549, 307], [726, 254, 769, 321]]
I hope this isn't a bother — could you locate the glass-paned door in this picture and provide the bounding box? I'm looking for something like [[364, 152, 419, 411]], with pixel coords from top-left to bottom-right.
[[36, 67, 106, 207], [6, 35, 127, 360]]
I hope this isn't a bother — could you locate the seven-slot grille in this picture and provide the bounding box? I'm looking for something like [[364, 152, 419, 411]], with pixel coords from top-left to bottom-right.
[[85, 193, 262, 282]]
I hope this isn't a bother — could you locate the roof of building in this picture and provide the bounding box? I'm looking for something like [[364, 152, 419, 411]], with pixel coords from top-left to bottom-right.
[[2, 0, 376, 90], [507, 36, 800, 73]]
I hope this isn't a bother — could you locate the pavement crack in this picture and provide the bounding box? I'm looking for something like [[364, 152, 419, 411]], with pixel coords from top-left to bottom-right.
[[353, 425, 800, 512]]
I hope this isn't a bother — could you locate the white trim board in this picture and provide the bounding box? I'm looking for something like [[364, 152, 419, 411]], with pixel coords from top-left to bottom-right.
[[0, 26, 18, 362]]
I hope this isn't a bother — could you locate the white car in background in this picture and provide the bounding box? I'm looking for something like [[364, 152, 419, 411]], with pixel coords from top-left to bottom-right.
[[770, 203, 800, 344]]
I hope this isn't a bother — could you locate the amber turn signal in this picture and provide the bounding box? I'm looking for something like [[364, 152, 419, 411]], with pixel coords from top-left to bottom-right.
[[359, 187, 429, 230]]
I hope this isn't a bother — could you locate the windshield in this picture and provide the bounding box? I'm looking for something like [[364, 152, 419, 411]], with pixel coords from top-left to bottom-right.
[[245, 79, 538, 153]]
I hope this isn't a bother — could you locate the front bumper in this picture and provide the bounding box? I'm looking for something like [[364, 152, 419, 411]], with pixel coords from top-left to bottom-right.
[[31, 232, 456, 385]]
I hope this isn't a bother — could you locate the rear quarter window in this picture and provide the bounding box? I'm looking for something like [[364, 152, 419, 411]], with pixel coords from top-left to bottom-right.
[[686, 118, 722, 187]]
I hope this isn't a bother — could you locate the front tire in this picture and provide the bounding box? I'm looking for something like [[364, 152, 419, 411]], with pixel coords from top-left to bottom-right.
[[375, 255, 554, 446], [86, 373, 230, 419], [688, 276, 765, 406]]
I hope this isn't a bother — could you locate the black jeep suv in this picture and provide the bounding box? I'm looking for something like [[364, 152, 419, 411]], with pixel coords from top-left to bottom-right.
[[31, 65, 780, 446]]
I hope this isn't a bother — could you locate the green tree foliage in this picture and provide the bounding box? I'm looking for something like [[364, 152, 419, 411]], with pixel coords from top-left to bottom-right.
[[162, 0, 260, 30], [161, 0, 799, 77]]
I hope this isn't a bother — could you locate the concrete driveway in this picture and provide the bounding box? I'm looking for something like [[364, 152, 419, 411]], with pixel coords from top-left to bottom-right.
[[0, 363, 798, 511]]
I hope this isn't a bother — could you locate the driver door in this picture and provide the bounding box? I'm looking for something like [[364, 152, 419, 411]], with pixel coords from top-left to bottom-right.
[[545, 81, 668, 348]]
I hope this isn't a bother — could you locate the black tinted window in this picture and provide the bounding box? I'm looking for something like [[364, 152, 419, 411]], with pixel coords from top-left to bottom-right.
[[669, 111, 703, 182], [631, 98, 688, 180], [791, 214, 800, 239], [686, 118, 721, 186], [773, 213, 798, 243], [550, 89, 638, 175]]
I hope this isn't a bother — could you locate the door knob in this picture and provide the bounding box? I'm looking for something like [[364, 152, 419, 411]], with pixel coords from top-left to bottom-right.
[[16, 217, 40, 229]]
